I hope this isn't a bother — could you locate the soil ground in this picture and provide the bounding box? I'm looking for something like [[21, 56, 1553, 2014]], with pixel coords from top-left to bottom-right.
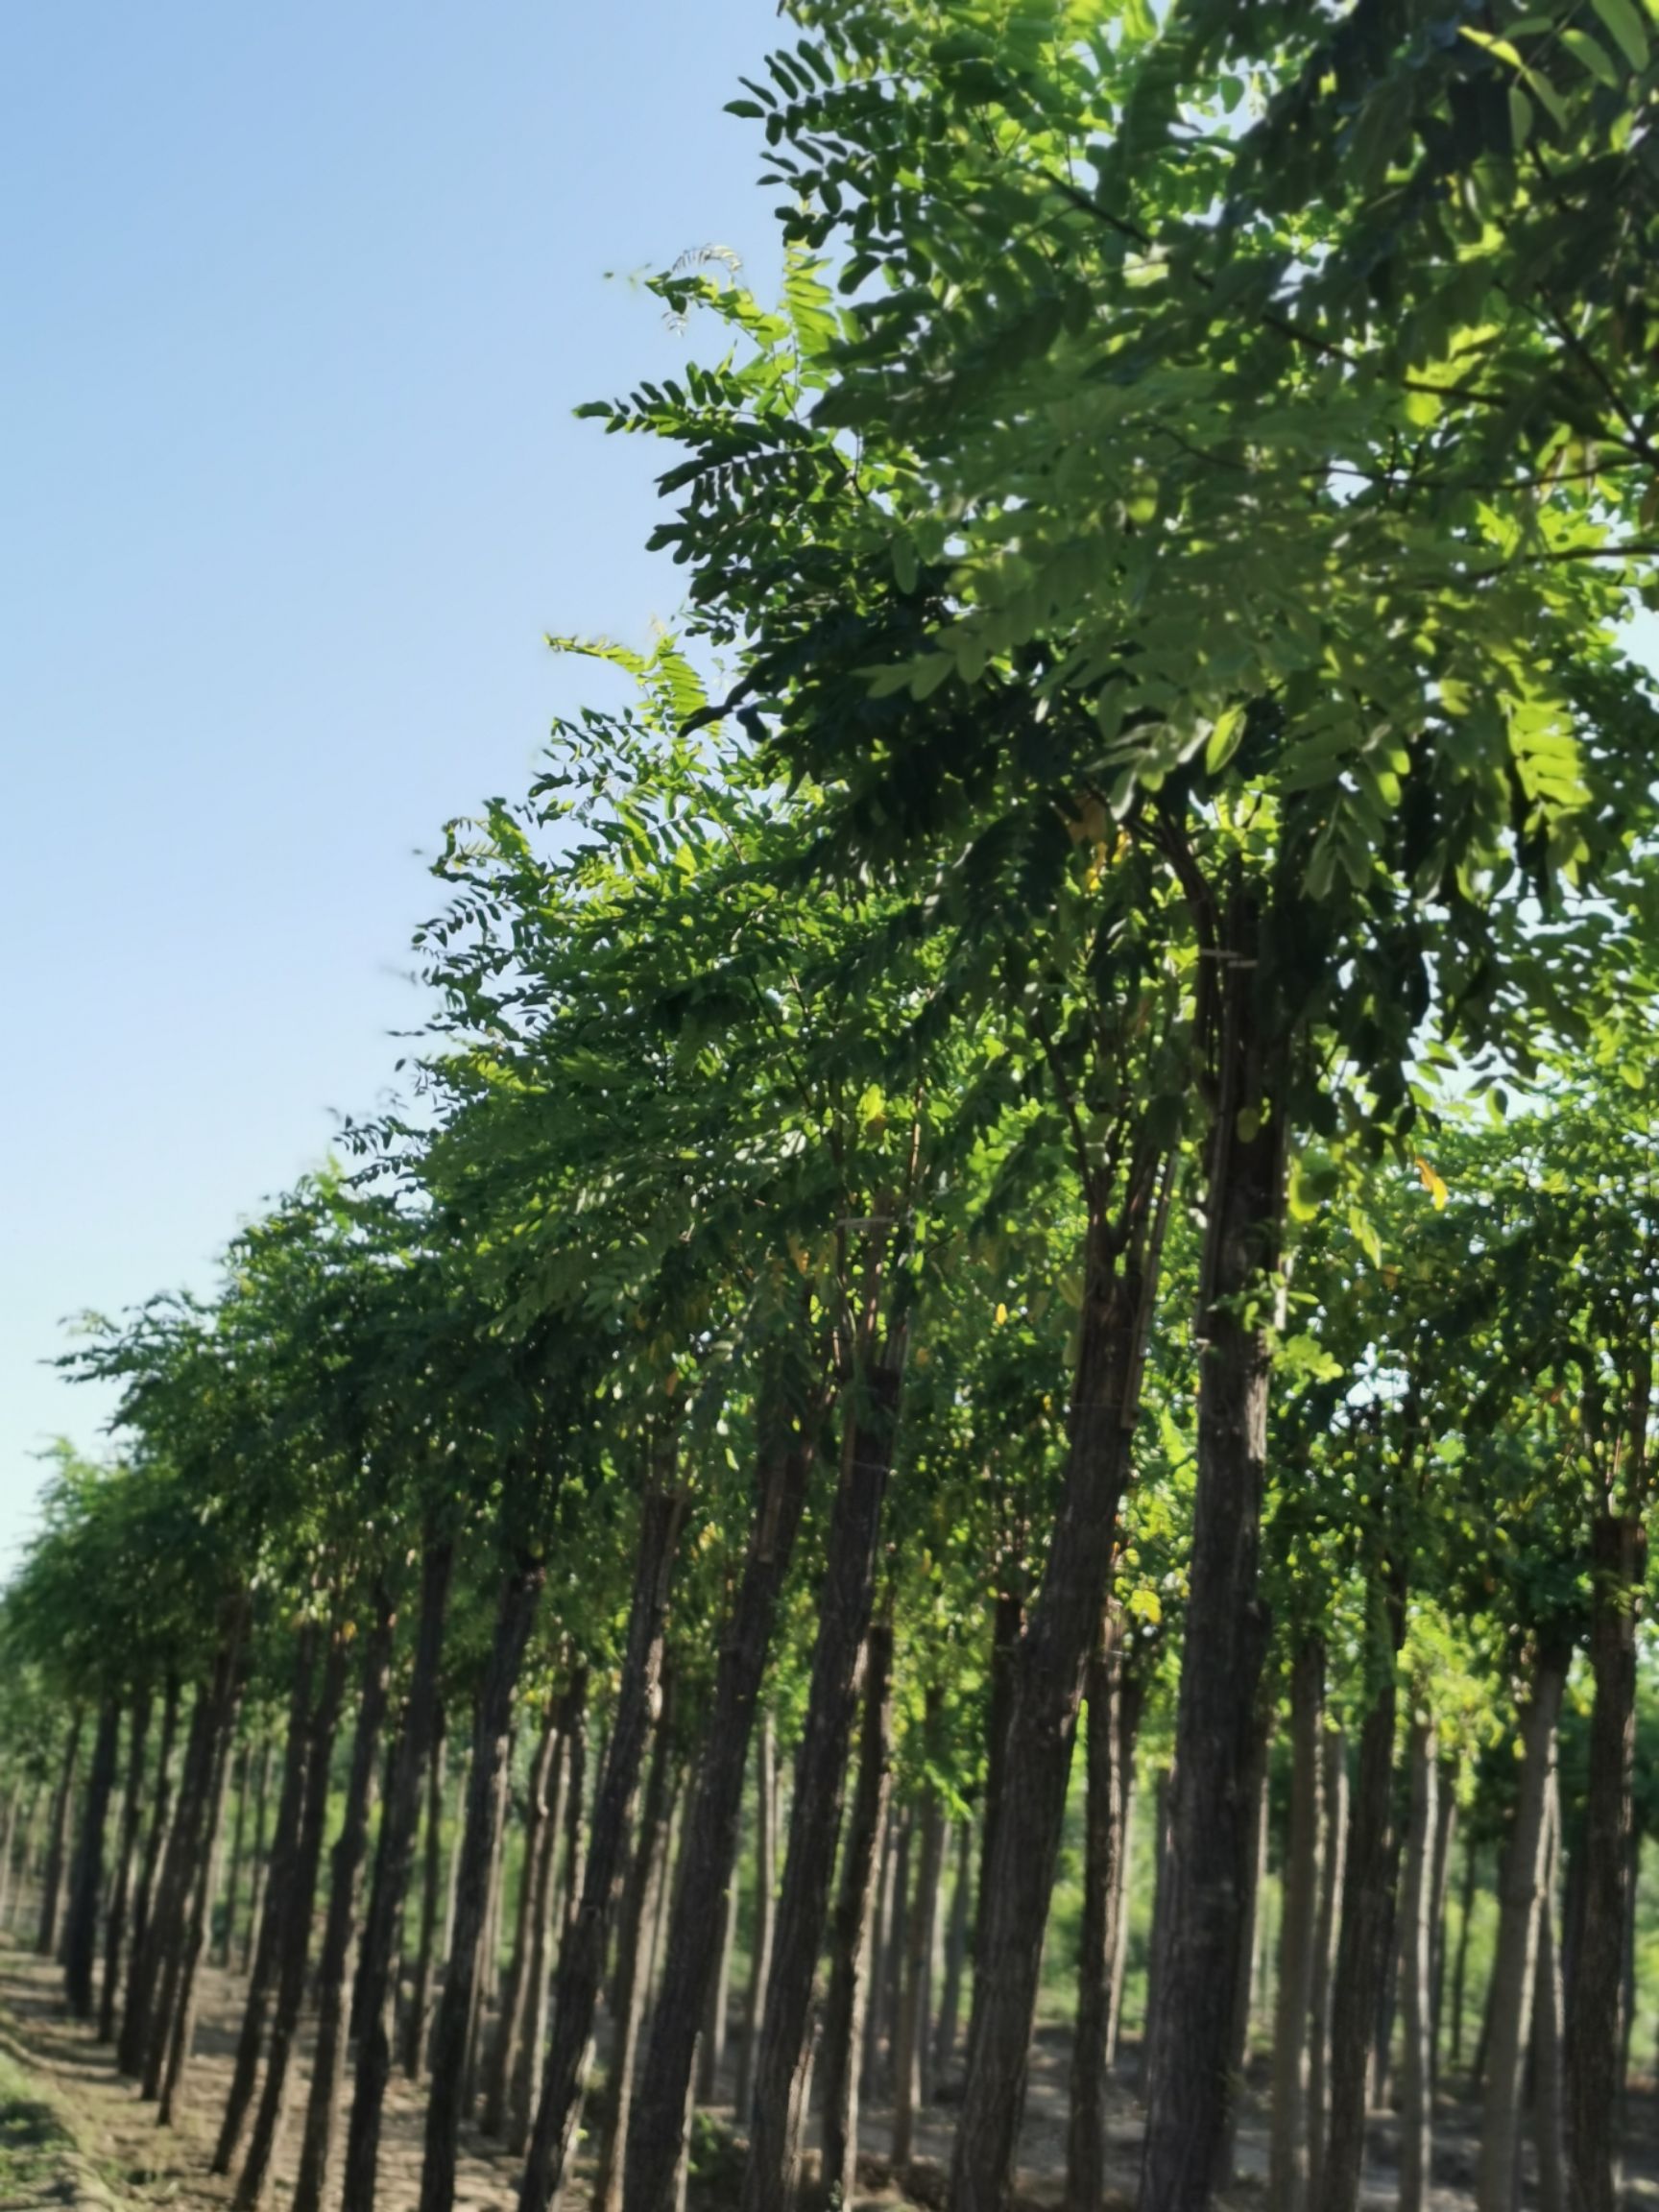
[[2, 1933, 1658, 2211]]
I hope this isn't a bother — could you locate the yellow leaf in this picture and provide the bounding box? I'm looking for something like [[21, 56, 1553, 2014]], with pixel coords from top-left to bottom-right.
[[1415, 1156, 1449, 1211], [995, 1302, 1009, 1326]]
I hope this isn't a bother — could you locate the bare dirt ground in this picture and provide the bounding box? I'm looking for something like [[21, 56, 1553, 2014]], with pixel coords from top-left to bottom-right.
[[3, 1930, 1658, 2212]]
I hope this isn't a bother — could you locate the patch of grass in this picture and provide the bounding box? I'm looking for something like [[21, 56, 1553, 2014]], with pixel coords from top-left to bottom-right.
[[0, 2047, 77, 2204]]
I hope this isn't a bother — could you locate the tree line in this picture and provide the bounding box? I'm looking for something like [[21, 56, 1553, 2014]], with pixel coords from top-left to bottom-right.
[[6, 4, 1659, 2211]]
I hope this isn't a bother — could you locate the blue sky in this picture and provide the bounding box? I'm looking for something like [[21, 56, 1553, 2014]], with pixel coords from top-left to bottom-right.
[[1, 1, 781, 1560]]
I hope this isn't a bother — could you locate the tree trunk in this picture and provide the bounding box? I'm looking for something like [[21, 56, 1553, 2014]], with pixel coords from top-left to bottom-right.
[[1397, 1719, 1437, 2212], [737, 1715, 780, 2123], [232, 1627, 350, 2211], [738, 1326, 908, 2212], [343, 1538, 452, 2212], [595, 1671, 680, 2212], [143, 1593, 250, 2104], [1565, 1513, 1641, 2212], [242, 1738, 274, 1976], [1477, 1642, 1568, 2212], [64, 1697, 121, 2018], [1267, 1642, 1325, 2212], [934, 1814, 973, 2083], [36, 1711, 84, 1959], [120, 1675, 180, 2070], [137, 1686, 217, 2097], [1533, 1775, 1566, 2212], [1308, 1726, 1346, 2207], [624, 1409, 820, 2212], [217, 1742, 253, 1971], [1106, 1780, 1137, 2074], [819, 1620, 894, 2212], [100, 1693, 151, 2041], [1214, 1703, 1271, 2194], [418, 1555, 545, 2212], [466, 1740, 514, 2109], [157, 1638, 245, 2124], [974, 1581, 1024, 1979], [1427, 1774, 1456, 2094], [484, 1703, 560, 2141], [292, 1593, 397, 2212], [512, 1673, 586, 2158], [863, 1814, 897, 2104], [1141, 944, 1283, 2212], [0, 1788, 22, 1933], [893, 1711, 946, 2170], [516, 1475, 684, 2212], [214, 1625, 319, 2176], [953, 1176, 1164, 2212], [1142, 1767, 1173, 2070], [1067, 1610, 1139, 2212], [882, 1811, 912, 2104], [403, 1705, 452, 2082], [700, 1875, 737, 2104], [1315, 1593, 1403, 2212], [1450, 1838, 1478, 2080]]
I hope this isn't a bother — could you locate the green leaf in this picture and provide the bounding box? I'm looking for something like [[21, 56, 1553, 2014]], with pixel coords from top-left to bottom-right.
[[1508, 84, 1534, 151], [1590, 0, 1650, 71], [1560, 27, 1621, 85]]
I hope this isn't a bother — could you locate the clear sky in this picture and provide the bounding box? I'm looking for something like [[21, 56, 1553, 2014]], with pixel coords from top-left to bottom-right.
[[1, 1, 781, 1562]]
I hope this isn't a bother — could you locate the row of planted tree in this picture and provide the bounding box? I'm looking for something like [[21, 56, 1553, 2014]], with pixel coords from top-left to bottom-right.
[[7, 2, 1659, 2209]]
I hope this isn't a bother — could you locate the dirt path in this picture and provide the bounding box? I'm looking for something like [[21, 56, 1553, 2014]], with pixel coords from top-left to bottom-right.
[[0, 1937, 521, 2212], [4, 1930, 1658, 2212]]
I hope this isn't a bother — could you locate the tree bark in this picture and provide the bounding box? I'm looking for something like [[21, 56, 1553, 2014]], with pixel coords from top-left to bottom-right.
[[595, 1671, 680, 2212], [1449, 1833, 1478, 2080], [700, 1873, 736, 2104], [1067, 1609, 1139, 2212], [935, 1813, 973, 2083], [1565, 1512, 1641, 2212], [242, 1737, 274, 1976], [819, 1620, 893, 2212], [1477, 1642, 1568, 2212], [1396, 1719, 1437, 2212], [1308, 1726, 1346, 2207], [1142, 1767, 1173, 2070], [101, 1693, 151, 2042], [1214, 1702, 1271, 2194], [974, 1580, 1023, 1979], [344, 1538, 452, 2212], [484, 1701, 560, 2140], [418, 1554, 545, 2212], [64, 1697, 121, 2018], [403, 1704, 452, 2082], [893, 1708, 946, 2170], [1268, 1642, 1325, 2212], [0, 1788, 22, 1934], [738, 1325, 908, 2212], [953, 1175, 1165, 2212], [214, 1625, 318, 2175], [1141, 943, 1283, 2212], [157, 1639, 244, 2124], [36, 1710, 84, 1959], [217, 1742, 253, 1971], [466, 1740, 514, 2108], [143, 1593, 250, 2105], [136, 1685, 216, 2097], [232, 1627, 350, 2210], [737, 1714, 780, 2123], [517, 1475, 684, 2212], [882, 1810, 912, 2104], [292, 1593, 397, 2212], [1533, 1775, 1567, 2212], [625, 1421, 817, 2212], [1315, 1596, 1403, 2212], [120, 1675, 180, 2070], [1427, 1773, 1456, 2094], [512, 1672, 586, 2158]]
